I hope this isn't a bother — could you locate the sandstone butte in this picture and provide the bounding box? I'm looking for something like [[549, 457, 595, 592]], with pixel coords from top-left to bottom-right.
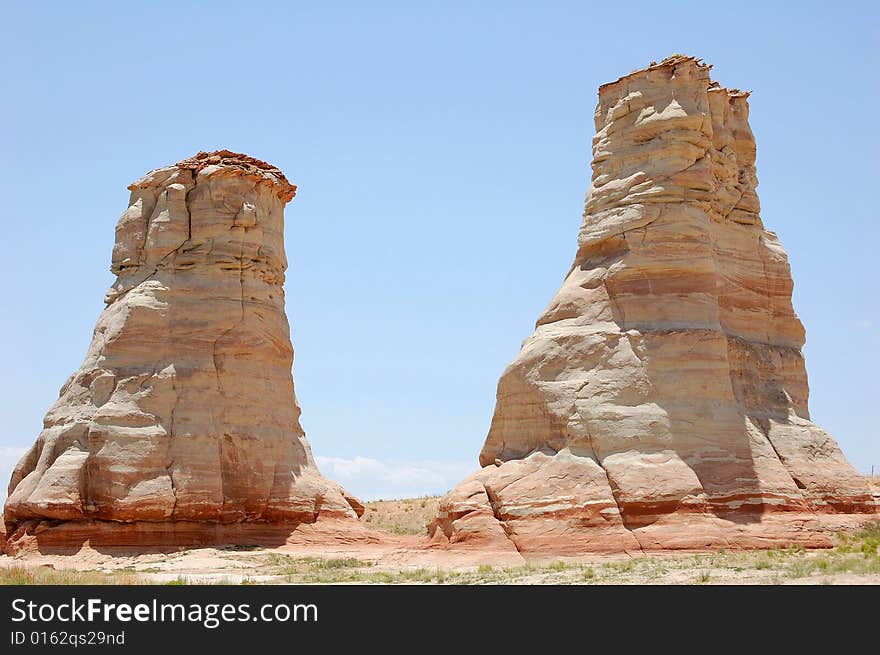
[[429, 56, 878, 555], [3, 151, 367, 554]]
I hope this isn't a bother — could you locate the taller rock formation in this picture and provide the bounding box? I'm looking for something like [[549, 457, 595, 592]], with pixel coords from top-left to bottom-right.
[[5, 151, 363, 551], [430, 57, 876, 554]]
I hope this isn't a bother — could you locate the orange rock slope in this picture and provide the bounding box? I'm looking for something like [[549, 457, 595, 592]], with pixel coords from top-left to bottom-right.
[[4, 151, 364, 553], [429, 57, 877, 554]]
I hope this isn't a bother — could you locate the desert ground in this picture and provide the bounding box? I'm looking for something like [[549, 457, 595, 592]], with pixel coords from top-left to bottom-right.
[[2, 477, 878, 585]]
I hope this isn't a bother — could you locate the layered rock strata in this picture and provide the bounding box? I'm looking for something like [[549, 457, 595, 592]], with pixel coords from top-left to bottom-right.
[[429, 57, 876, 554], [5, 150, 363, 552]]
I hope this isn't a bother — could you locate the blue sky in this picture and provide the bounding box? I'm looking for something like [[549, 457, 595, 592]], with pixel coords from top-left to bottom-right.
[[1, 1, 877, 500]]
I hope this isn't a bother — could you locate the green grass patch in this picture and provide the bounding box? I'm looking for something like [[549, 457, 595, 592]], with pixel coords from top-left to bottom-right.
[[0, 566, 148, 585]]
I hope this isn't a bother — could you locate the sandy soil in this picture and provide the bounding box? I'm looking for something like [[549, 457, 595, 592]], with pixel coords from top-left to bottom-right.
[[360, 496, 439, 536], [2, 540, 878, 585]]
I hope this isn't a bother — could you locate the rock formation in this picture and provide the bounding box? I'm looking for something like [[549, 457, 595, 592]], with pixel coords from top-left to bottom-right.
[[429, 56, 876, 554], [5, 150, 363, 552]]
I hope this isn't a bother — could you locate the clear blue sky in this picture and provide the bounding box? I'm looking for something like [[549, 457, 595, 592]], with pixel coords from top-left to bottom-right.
[[2, 1, 877, 500]]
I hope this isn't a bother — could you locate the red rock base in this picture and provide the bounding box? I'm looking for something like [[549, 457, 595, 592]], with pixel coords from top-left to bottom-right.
[[427, 511, 877, 556], [3, 516, 385, 557]]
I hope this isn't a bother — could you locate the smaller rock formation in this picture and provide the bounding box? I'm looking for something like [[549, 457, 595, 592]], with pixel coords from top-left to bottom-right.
[[5, 151, 363, 552], [429, 56, 877, 554]]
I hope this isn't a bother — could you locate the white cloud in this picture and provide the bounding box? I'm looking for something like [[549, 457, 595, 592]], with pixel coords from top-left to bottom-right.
[[0, 446, 29, 503], [315, 455, 475, 501], [855, 319, 873, 329]]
